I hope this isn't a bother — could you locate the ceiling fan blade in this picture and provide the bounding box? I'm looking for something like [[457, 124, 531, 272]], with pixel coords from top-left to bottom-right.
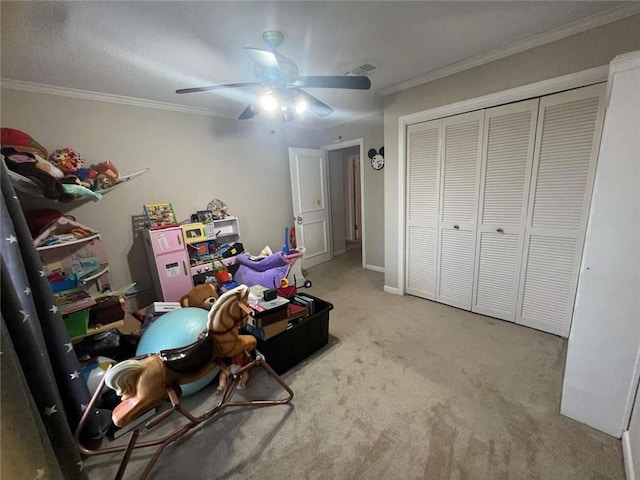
[[296, 89, 334, 117], [238, 105, 259, 120], [243, 47, 280, 70], [295, 76, 371, 90], [176, 82, 261, 94]]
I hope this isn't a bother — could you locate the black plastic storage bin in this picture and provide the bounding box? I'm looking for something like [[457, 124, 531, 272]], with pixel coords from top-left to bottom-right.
[[252, 295, 333, 374]]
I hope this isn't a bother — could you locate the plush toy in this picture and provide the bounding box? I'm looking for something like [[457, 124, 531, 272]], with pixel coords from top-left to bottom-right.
[[48, 147, 85, 175], [0, 128, 48, 159], [93, 160, 120, 190], [2, 147, 74, 202], [61, 183, 102, 202], [179, 283, 219, 310], [76, 167, 99, 189], [34, 154, 64, 179]]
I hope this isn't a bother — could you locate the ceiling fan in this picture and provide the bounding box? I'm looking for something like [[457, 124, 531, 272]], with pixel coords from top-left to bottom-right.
[[176, 29, 372, 121]]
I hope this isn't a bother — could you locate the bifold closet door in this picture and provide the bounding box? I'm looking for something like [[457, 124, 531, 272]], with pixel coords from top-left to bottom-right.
[[472, 99, 539, 321], [516, 84, 605, 337], [436, 111, 484, 310], [406, 120, 442, 300]]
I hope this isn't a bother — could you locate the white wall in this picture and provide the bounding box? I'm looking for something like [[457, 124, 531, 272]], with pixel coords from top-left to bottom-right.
[[1, 88, 324, 292], [561, 52, 640, 437], [383, 14, 640, 291], [321, 113, 384, 268]]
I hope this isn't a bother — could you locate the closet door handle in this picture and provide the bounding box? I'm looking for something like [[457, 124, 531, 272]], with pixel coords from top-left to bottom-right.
[[496, 228, 504, 233], [453, 224, 460, 230]]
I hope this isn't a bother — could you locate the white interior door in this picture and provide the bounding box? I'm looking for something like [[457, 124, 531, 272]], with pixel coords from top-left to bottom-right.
[[472, 99, 539, 321], [436, 111, 484, 310], [406, 119, 442, 300], [289, 147, 332, 268], [516, 84, 605, 337]]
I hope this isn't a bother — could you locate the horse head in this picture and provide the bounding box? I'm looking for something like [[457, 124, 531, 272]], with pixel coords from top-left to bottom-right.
[[207, 284, 256, 358]]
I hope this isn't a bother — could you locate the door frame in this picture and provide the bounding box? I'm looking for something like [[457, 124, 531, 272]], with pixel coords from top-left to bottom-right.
[[346, 153, 362, 241], [323, 138, 366, 269], [395, 64, 608, 295]]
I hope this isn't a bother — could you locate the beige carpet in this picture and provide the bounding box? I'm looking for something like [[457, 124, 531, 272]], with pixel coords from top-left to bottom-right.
[[85, 248, 624, 479]]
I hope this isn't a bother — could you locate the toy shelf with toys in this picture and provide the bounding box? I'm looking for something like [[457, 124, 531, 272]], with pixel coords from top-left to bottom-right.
[[31, 214, 138, 340], [2, 127, 149, 203], [5, 166, 149, 203]]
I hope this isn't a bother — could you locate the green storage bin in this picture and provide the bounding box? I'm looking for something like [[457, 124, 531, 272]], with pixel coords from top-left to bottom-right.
[[63, 309, 89, 337]]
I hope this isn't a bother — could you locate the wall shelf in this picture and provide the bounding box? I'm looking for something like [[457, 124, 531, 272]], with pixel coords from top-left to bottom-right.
[[36, 232, 101, 251], [5, 165, 149, 203]]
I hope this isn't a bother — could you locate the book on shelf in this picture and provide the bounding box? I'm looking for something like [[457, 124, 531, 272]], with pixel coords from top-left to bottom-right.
[[54, 287, 96, 315]]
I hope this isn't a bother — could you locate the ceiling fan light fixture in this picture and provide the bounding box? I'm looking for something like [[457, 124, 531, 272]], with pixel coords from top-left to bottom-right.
[[260, 91, 278, 111], [295, 98, 308, 114], [282, 109, 296, 123]]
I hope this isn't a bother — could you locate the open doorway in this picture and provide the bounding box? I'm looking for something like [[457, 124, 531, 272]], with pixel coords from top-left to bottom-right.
[[324, 139, 365, 268]]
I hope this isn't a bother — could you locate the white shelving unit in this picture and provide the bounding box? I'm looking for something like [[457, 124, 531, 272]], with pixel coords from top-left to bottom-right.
[[211, 216, 240, 244]]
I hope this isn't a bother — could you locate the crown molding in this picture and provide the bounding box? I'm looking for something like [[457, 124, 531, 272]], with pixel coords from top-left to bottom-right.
[[0, 78, 237, 119], [380, 4, 640, 96], [0, 78, 380, 130]]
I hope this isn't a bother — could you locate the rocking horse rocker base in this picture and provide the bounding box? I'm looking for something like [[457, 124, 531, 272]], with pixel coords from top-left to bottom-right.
[[74, 285, 293, 480]]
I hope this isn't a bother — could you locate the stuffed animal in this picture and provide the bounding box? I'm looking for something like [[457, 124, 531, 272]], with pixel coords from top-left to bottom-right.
[[34, 155, 64, 179], [48, 147, 86, 175], [0, 128, 48, 159], [61, 183, 102, 202], [2, 147, 74, 202], [93, 160, 120, 190], [179, 283, 219, 310]]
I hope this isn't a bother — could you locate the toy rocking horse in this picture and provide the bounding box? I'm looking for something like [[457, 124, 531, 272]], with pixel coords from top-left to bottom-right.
[[74, 284, 293, 480]]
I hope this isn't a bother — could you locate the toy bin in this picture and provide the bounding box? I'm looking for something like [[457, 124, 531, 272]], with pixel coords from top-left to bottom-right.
[[251, 294, 332, 375]]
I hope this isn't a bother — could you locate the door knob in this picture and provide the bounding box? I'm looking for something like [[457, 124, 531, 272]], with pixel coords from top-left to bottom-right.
[[496, 228, 504, 233], [453, 224, 460, 230], [296, 216, 303, 225]]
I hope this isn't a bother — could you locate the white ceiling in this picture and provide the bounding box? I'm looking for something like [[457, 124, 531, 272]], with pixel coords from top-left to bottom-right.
[[1, 1, 637, 129]]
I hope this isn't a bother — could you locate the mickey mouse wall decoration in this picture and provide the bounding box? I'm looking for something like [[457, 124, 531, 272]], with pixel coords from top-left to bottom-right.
[[368, 147, 384, 171]]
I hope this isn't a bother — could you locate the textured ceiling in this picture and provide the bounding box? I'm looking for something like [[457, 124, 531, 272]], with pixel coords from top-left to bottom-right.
[[1, 1, 636, 128]]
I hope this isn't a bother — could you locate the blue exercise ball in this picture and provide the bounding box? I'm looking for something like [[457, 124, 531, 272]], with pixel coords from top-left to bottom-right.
[[136, 307, 218, 396]]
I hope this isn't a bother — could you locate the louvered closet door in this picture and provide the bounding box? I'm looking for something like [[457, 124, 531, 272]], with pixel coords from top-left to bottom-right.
[[517, 84, 605, 337], [472, 99, 539, 321], [406, 120, 442, 299], [436, 111, 484, 310]]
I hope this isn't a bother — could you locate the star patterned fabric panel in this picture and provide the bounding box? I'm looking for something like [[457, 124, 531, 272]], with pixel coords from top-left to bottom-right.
[[0, 160, 109, 480]]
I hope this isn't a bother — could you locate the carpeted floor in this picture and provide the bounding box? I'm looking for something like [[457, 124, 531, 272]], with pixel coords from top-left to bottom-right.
[[85, 247, 624, 479]]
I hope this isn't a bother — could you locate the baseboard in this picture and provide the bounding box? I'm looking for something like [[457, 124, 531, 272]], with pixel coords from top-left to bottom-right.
[[623, 431, 636, 480], [334, 249, 347, 256], [383, 285, 400, 295], [365, 264, 384, 273]]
